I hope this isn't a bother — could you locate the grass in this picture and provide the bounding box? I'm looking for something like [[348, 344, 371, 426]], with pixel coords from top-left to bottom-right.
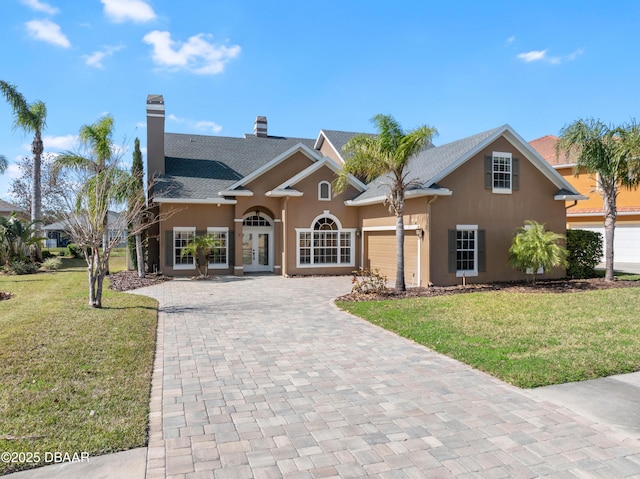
[[0, 255, 157, 475], [337, 287, 640, 389]]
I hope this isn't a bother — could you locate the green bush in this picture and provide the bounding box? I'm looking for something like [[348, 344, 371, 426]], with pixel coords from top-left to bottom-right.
[[42, 257, 62, 271], [7, 261, 39, 275], [67, 243, 84, 259], [41, 250, 54, 260], [567, 229, 603, 278]]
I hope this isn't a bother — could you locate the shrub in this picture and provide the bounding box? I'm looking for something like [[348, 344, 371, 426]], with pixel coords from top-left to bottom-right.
[[41, 250, 54, 260], [67, 243, 84, 259], [42, 257, 62, 271], [508, 221, 568, 284], [351, 268, 388, 294], [7, 260, 39, 275], [566, 229, 603, 278]]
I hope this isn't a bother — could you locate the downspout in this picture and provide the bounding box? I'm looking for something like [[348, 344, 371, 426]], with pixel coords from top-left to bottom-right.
[[426, 196, 439, 287], [565, 200, 578, 230], [282, 196, 289, 277]]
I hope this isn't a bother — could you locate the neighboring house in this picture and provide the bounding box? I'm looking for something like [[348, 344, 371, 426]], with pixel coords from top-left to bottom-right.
[[530, 134, 640, 263], [0, 199, 28, 221], [42, 211, 127, 248], [146, 95, 584, 286]]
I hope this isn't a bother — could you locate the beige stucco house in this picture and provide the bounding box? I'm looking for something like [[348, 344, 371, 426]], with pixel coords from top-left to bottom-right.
[[146, 95, 584, 286]]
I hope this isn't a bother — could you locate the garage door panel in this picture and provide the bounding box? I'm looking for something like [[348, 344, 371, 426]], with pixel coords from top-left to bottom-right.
[[576, 226, 640, 263], [366, 231, 419, 286]]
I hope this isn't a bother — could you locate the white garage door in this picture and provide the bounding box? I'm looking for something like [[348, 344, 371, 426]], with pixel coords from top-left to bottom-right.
[[577, 225, 640, 263]]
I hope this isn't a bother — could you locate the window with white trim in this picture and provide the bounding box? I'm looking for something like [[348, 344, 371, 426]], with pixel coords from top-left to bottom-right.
[[297, 215, 355, 267], [492, 151, 512, 193], [173, 227, 195, 270], [207, 227, 229, 269], [318, 181, 331, 201], [455, 225, 477, 277]]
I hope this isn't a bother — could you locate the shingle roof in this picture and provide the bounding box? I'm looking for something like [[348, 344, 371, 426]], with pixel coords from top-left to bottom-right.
[[353, 126, 504, 202], [318, 130, 373, 158], [155, 133, 315, 199], [0, 199, 25, 213]]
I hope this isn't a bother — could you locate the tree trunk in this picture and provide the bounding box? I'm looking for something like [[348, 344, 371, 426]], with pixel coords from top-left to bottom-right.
[[31, 131, 43, 262], [88, 259, 97, 307], [603, 190, 616, 282], [94, 273, 104, 308], [395, 212, 406, 291], [135, 233, 145, 278]]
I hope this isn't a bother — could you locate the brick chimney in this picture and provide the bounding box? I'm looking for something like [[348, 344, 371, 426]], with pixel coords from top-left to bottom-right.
[[254, 116, 267, 137]]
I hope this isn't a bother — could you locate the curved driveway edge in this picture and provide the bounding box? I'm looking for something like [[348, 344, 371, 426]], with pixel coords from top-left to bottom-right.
[[134, 276, 640, 478]]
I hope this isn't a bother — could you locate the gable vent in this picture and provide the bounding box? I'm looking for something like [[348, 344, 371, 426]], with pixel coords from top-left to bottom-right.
[[254, 116, 267, 137]]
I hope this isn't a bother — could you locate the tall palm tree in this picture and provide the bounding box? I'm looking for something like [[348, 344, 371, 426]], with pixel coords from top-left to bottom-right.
[[557, 119, 640, 281], [0, 81, 47, 258], [0, 155, 7, 174], [335, 114, 437, 291], [55, 115, 117, 271]]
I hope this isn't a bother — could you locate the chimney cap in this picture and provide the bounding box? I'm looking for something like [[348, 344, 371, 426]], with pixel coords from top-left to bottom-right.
[[147, 94, 164, 104], [254, 115, 268, 137]]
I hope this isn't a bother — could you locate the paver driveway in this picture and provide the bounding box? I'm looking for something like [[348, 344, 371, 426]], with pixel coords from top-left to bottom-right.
[[135, 276, 640, 478]]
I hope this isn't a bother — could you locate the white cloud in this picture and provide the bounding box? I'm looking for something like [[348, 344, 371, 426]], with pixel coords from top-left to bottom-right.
[[168, 114, 223, 133], [517, 48, 584, 65], [506, 36, 515, 44], [25, 19, 70, 48], [517, 49, 547, 62], [20, 0, 59, 15], [101, 0, 156, 23], [143, 30, 241, 75], [6, 162, 22, 180], [42, 134, 77, 151], [194, 121, 222, 134], [84, 45, 124, 69]]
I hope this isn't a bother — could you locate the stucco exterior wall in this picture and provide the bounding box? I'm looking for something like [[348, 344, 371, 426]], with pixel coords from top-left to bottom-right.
[[430, 137, 567, 286]]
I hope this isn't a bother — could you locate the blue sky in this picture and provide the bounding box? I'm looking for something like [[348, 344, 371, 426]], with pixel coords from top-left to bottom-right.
[[1, 0, 639, 201]]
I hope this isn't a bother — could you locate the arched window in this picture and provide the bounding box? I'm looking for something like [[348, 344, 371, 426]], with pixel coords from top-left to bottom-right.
[[318, 181, 331, 201], [297, 214, 355, 267], [243, 214, 272, 226]]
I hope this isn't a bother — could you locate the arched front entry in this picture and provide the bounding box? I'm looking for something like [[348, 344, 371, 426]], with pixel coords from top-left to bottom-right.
[[242, 212, 274, 272]]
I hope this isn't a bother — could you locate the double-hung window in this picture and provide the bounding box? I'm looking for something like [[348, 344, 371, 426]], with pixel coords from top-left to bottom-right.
[[448, 225, 485, 277], [173, 227, 196, 270], [207, 227, 229, 269], [485, 152, 518, 194]]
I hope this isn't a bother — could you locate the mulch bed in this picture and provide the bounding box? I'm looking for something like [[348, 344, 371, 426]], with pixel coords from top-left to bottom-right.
[[338, 277, 640, 302], [108, 271, 172, 292]]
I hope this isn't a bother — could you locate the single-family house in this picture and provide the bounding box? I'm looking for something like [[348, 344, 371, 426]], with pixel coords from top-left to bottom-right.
[[0, 199, 28, 221], [530, 134, 640, 263], [146, 95, 584, 286], [42, 211, 127, 248]]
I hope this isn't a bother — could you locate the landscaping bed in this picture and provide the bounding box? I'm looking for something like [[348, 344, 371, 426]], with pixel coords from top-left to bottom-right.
[[108, 270, 171, 291], [338, 276, 640, 302]]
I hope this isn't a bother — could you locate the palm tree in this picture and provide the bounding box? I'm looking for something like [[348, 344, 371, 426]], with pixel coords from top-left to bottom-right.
[[335, 114, 437, 291], [55, 115, 116, 271], [557, 119, 640, 281], [0, 155, 7, 174], [181, 233, 221, 277], [508, 220, 568, 284], [0, 81, 47, 259]]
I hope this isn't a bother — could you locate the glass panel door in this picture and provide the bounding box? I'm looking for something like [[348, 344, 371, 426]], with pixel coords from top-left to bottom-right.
[[242, 233, 253, 266], [242, 229, 273, 272], [258, 233, 269, 266]]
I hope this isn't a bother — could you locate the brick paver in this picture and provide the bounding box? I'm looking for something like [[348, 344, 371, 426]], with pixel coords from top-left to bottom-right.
[[134, 276, 640, 478]]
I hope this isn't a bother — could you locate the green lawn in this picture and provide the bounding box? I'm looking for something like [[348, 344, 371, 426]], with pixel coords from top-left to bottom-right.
[[0, 256, 157, 475], [337, 287, 640, 389]]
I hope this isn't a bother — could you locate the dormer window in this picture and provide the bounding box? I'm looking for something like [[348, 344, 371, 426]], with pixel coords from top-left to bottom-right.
[[318, 181, 331, 201]]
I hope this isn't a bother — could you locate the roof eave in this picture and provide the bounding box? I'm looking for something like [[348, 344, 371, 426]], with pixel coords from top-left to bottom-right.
[[345, 188, 452, 206], [153, 197, 237, 205], [218, 190, 254, 197], [265, 190, 304, 197]]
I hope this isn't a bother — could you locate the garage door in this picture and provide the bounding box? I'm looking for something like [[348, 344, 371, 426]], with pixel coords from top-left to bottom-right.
[[576, 225, 640, 263], [366, 231, 420, 287]]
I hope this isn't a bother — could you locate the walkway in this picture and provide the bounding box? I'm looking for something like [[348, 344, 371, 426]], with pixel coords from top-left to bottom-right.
[[135, 275, 640, 478]]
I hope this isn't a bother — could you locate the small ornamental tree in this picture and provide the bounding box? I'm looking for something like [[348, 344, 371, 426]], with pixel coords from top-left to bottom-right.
[[566, 229, 603, 279], [180, 234, 221, 277], [508, 221, 568, 284]]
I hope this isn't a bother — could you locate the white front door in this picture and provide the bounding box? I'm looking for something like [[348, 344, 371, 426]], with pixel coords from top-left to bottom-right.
[[242, 227, 273, 272]]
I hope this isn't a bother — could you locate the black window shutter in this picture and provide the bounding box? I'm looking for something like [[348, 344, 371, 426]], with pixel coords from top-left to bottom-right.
[[448, 229, 457, 273], [228, 230, 235, 266], [484, 155, 493, 189], [165, 230, 173, 267], [478, 229, 486, 273], [512, 158, 520, 190]]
